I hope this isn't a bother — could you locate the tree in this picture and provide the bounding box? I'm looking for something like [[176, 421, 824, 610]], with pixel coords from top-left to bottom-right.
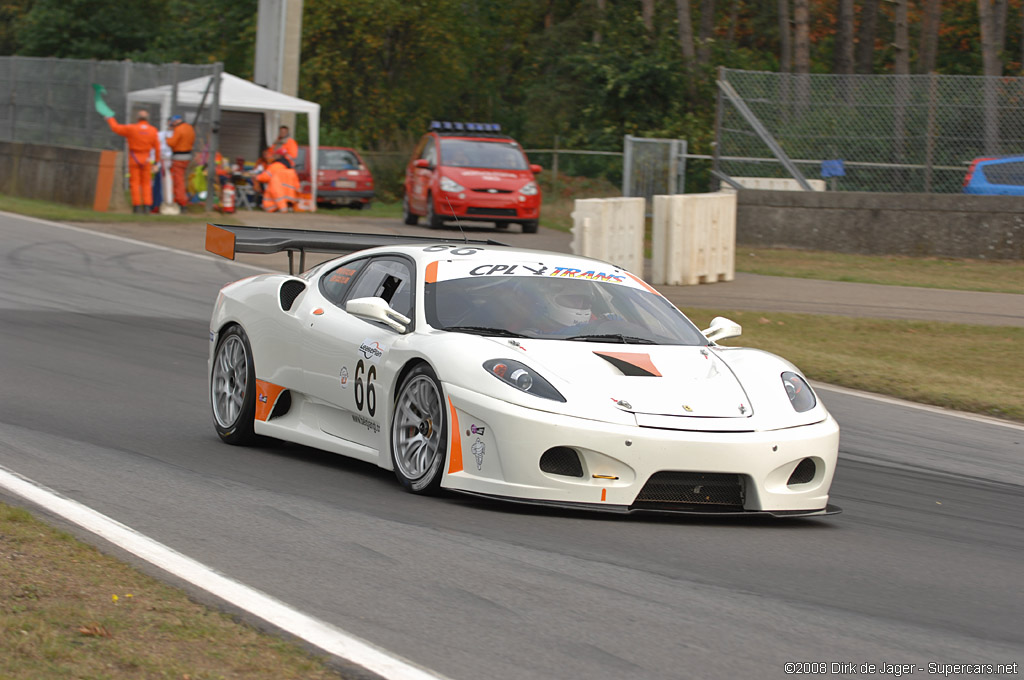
[[893, 0, 910, 75], [697, 0, 715, 64], [642, 0, 655, 35], [778, 0, 791, 72], [918, 0, 942, 74], [792, 0, 809, 74], [17, 0, 163, 60], [855, 0, 879, 73], [835, 0, 854, 74]]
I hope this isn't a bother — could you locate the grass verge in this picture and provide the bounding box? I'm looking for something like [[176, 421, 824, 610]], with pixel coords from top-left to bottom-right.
[[0, 503, 349, 679], [684, 308, 1024, 423]]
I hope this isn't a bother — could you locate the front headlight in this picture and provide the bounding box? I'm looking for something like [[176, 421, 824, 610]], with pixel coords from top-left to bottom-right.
[[519, 181, 538, 196], [782, 372, 816, 412], [440, 176, 465, 193], [483, 358, 565, 402]]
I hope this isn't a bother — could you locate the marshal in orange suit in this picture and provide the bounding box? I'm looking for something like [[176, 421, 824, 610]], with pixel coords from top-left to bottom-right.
[[107, 110, 160, 213]]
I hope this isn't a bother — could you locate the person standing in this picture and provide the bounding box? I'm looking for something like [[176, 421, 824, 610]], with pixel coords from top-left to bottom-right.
[[273, 125, 299, 166], [166, 114, 195, 208], [106, 109, 161, 214]]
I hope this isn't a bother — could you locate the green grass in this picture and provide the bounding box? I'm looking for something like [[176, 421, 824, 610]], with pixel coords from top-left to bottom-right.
[[0, 504, 351, 680], [734, 247, 1024, 294]]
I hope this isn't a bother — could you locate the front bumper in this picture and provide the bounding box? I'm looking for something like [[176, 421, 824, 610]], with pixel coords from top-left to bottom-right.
[[434, 191, 540, 222], [443, 383, 840, 514]]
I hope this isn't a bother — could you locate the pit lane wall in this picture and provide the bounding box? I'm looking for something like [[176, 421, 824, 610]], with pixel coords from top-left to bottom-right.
[[0, 141, 126, 212], [737, 189, 1024, 260]]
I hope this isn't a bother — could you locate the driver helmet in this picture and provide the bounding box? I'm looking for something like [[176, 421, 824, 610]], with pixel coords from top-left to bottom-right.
[[542, 284, 593, 328]]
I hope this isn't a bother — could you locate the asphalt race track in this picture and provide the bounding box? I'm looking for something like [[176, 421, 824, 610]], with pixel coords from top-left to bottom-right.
[[1, 212, 1022, 679]]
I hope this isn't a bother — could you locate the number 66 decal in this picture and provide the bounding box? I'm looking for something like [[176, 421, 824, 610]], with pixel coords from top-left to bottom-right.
[[354, 359, 376, 416]]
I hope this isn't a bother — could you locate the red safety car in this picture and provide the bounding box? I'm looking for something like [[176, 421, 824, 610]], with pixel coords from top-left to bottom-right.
[[403, 121, 542, 233], [296, 145, 375, 209]]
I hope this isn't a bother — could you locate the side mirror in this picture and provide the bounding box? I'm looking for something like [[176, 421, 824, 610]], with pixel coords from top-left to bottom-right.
[[529, 164, 543, 175], [702, 316, 742, 343], [414, 158, 431, 169], [346, 297, 411, 333]]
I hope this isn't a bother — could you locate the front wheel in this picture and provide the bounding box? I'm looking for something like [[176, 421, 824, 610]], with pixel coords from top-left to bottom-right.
[[521, 220, 539, 234], [210, 325, 257, 445], [425, 193, 444, 229], [390, 364, 447, 494]]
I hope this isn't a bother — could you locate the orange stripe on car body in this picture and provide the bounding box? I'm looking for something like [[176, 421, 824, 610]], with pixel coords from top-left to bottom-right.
[[447, 397, 463, 473], [601, 488, 607, 502], [425, 260, 439, 284], [625, 271, 661, 296], [205, 223, 236, 260], [254, 380, 287, 421]]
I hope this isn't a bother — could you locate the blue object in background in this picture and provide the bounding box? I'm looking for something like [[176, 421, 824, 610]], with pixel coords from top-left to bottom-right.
[[821, 159, 845, 178], [962, 156, 1024, 195]]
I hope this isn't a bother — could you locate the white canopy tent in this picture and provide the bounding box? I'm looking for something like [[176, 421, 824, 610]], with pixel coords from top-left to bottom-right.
[[127, 71, 321, 205]]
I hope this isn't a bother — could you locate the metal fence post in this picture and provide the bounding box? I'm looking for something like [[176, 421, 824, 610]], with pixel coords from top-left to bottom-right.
[[552, 134, 559, 200], [205, 62, 222, 212], [622, 134, 633, 197]]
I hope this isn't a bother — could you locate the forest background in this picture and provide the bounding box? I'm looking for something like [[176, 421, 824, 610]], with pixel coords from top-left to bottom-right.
[[1, 0, 1021, 173]]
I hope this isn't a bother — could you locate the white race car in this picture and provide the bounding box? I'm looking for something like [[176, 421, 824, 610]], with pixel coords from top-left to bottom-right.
[[206, 224, 840, 517]]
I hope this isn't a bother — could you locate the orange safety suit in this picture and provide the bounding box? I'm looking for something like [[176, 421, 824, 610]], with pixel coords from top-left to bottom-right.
[[273, 137, 299, 166], [256, 161, 300, 212], [167, 120, 195, 206], [107, 117, 160, 208]]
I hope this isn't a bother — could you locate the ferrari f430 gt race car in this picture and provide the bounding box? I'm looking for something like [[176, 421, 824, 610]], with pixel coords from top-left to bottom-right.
[[206, 224, 840, 517]]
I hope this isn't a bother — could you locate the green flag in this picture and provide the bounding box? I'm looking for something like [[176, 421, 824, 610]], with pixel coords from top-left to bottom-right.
[[92, 83, 115, 118]]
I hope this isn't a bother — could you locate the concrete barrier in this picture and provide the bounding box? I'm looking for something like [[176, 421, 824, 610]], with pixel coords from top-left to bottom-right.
[[0, 141, 126, 212], [736, 189, 1024, 260], [651, 192, 737, 285], [720, 177, 827, 193], [570, 197, 645, 274]]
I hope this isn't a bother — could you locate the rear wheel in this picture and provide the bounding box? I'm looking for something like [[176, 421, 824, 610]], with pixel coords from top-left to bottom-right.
[[402, 194, 419, 225], [390, 364, 446, 494], [210, 325, 257, 445], [425, 193, 444, 229], [521, 220, 539, 234]]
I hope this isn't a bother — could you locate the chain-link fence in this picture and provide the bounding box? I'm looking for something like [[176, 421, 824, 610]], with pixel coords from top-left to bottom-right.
[[716, 68, 1024, 193], [0, 57, 219, 151]]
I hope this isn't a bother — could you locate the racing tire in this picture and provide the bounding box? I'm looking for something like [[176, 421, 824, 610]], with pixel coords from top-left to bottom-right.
[[521, 220, 539, 234], [425, 193, 444, 229], [390, 364, 447, 494], [210, 325, 257, 445], [402, 194, 419, 225]]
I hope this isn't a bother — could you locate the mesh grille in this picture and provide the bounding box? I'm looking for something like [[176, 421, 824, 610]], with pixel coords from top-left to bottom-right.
[[279, 280, 306, 311], [466, 207, 517, 216], [787, 458, 816, 485], [634, 472, 744, 509], [539, 447, 584, 477]]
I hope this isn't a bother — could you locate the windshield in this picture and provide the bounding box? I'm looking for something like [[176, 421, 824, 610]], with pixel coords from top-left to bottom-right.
[[439, 139, 529, 170], [424, 274, 708, 345]]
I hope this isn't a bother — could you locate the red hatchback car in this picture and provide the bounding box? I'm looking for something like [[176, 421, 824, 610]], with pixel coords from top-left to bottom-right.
[[296, 145, 375, 209], [403, 121, 542, 233]]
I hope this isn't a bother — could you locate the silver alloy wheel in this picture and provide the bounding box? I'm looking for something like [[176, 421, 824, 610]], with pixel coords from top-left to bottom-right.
[[392, 374, 444, 484], [211, 335, 249, 428]]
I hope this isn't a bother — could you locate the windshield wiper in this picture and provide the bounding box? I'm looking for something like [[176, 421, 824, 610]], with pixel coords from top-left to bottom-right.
[[564, 333, 657, 344], [441, 325, 530, 338]]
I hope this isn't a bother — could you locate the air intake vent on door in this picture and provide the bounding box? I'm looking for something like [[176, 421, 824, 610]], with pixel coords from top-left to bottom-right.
[[279, 280, 306, 311]]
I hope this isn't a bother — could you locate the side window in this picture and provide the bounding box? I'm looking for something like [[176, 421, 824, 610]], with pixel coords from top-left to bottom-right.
[[322, 258, 369, 305], [343, 257, 414, 322], [422, 137, 437, 167]]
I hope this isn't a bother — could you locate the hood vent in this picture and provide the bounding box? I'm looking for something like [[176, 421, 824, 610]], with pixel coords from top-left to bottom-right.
[[594, 351, 662, 377]]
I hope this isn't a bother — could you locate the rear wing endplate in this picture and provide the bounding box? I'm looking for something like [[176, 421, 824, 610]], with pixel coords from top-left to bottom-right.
[[205, 223, 507, 274]]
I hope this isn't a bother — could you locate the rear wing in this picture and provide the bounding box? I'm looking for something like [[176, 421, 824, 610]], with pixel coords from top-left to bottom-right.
[[205, 223, 507, 274]]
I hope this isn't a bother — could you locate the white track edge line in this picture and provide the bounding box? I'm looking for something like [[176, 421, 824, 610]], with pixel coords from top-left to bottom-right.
[[0, 465, 450, 680], [0, 210, 268, 273], [812, 381, 1024, 431]]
